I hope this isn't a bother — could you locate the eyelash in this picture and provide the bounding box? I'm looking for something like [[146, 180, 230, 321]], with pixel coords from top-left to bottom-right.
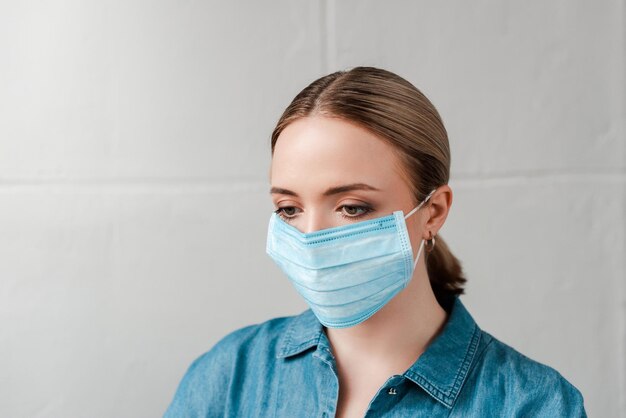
[[273, 207, 297, 221], [274, 205, 374, 223], [339, 205, 374, 220]]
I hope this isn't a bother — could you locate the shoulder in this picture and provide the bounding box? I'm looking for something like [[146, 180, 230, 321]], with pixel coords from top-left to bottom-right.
[[201, 313, 294, 361], [464, 330, 586, 416], [164, 313, 299, 418]]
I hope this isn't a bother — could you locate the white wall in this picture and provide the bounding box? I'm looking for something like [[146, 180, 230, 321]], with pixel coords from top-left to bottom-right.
[[0, 1, 623, 417]]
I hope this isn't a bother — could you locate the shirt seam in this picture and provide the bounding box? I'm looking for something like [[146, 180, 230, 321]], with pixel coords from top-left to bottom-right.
[[448, 324, 481, 404], [276, 318, 296, 358]]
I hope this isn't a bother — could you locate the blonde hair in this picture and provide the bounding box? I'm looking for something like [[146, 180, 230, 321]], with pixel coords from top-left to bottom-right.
[[270, 66, 466, 305]]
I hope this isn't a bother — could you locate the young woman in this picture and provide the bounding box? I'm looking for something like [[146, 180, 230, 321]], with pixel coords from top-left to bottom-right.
[[165, 67, 586, 417]]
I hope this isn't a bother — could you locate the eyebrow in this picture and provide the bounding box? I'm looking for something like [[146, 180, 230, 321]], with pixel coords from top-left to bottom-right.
[[270, 183, 380, 197]]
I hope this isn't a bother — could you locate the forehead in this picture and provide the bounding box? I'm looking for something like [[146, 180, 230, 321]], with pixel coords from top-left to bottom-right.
[[270, 116, 406, 191]]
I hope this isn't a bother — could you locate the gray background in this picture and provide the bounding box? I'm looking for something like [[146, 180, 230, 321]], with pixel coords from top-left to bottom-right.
[[1, 1, 624, 417]]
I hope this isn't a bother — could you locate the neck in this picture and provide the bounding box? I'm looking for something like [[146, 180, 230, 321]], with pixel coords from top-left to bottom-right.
[[324, 265, 448, 374]]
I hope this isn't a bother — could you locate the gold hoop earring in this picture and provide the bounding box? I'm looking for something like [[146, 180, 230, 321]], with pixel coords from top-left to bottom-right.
[[425, 231, 436, 253]]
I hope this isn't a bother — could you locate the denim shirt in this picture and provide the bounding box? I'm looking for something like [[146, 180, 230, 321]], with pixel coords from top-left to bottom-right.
[[164, 297, 586, 417]]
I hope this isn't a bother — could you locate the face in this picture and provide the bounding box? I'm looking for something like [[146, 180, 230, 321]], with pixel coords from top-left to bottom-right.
[[270, 116, 431, 261]]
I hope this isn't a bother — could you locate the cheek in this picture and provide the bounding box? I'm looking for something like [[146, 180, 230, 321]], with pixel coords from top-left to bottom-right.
[[404, 214, 426, 252]]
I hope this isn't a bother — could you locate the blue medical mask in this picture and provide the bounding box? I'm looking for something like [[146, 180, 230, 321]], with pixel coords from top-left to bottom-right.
[[266, 189, 436, 329]]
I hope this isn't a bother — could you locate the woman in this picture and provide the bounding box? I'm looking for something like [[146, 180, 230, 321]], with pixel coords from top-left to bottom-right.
[[165, 67, 586, 417]]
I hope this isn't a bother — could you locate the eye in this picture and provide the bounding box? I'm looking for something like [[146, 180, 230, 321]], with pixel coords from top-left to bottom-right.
[[339, 205, 373, 219], [274, 206, 301, 221]]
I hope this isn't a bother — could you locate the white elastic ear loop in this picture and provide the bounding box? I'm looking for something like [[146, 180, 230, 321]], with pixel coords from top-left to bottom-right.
[[403, 188, 436, 269], [413, 239, 425, 269], [403, 188, 437, 220]]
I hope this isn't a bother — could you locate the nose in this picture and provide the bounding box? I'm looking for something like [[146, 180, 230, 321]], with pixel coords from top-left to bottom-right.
[[301, 211, 333, 234]]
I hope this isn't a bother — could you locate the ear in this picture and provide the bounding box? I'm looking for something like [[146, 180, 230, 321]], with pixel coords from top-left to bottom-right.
[[423, 185, 453, 239]]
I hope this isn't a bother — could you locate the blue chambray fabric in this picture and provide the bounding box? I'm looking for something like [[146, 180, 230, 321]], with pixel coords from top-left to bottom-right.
[[164, 297, 587, 417]]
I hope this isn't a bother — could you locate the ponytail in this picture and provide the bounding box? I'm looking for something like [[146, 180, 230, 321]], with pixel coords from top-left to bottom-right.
[[425, 234, 466, 306]]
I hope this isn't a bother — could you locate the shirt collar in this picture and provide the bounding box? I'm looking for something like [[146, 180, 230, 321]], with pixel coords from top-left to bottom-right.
[[276, 297, 481, 409], [402, 297, 482, 408], [276, 307, 324, 358]]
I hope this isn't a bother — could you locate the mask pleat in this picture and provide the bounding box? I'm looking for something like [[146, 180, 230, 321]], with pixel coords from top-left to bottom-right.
[[265, 193, 434, 329]]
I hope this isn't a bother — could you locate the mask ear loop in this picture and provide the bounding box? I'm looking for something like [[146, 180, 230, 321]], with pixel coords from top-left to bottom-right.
[[403, 188, 437, 269], [404, 188, 437, 220], [413, 239, 426, 269]]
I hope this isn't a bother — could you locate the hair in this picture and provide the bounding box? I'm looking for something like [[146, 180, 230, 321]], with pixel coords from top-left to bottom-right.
[[270, 66, 466, 307]]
